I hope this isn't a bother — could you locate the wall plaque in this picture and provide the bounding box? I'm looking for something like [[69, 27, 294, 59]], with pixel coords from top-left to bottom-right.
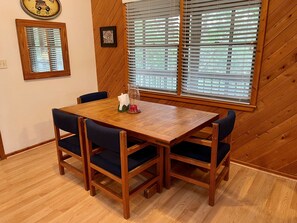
[[20, 0, 62, 20]]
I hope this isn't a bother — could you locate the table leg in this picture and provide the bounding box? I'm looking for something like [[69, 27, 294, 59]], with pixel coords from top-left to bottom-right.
[[164, 146, 171, 189]]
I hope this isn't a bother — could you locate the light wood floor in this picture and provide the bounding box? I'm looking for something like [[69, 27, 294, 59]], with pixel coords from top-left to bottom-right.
[[0, 142, 297, 223]]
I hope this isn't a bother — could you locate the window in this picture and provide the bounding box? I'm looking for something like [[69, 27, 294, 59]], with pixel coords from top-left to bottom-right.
[[16, 19, 70, 80], [124, 0, 268, 110], [126, 0, 180, 93], [182, 0, 262, 104]]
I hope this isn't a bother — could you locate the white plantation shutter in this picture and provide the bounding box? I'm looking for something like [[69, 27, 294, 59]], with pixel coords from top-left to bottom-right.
[[181, 0, 262, 103], [126, 0, 180, 93], [26, 27, 64, 73]]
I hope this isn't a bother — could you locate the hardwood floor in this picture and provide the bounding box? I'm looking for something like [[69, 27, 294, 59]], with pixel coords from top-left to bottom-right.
[[0, 142, 296, 223]]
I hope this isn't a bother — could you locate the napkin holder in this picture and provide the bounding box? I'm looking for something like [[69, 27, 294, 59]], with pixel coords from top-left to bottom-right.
[[118, 93, 130, 112]]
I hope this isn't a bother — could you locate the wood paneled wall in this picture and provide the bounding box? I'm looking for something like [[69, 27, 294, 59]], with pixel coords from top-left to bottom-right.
[[92, 0, 297, 179], [91, 0, 127, 97], [232, 0, 297, 178]]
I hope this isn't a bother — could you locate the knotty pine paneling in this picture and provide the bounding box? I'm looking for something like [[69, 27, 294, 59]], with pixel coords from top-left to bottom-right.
[[91, 0, 127, 97], [231, 0, 297, 179], [91, 0, 297, 179]]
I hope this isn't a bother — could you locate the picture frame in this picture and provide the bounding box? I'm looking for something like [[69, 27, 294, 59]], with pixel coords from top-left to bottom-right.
[[100, 26, 117, 47]]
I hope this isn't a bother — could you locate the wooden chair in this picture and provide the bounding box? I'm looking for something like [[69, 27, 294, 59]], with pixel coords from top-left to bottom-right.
[[84, 119, 163, 219], [167, 110, 236, 206], [52, 109, 89, 190], [77, 91, 108, 104]]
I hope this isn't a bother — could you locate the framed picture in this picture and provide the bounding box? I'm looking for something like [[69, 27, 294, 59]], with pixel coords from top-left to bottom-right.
[[100, 26, 117, 47]]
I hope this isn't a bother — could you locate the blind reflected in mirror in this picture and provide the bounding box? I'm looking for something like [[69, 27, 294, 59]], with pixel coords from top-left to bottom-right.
[[26, 27, 64, 73]]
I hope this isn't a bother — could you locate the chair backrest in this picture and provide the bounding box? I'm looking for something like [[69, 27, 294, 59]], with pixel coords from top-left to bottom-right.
[[85, 119, 121, 153], [78, 91, 108, 103], [214, 110, 236, 141], [52, 109, 79, 134]]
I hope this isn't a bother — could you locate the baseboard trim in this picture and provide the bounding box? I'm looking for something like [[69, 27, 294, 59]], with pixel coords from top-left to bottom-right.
[[6, 138, 55, 157], [231, 159, 297, 181], [5, 133, 72, 158]]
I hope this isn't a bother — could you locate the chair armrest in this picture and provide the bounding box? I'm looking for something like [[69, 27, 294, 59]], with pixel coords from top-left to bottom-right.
[[192, 126, 213, 140], [185, 137, 212, 147], [127, 141, 152, 155]]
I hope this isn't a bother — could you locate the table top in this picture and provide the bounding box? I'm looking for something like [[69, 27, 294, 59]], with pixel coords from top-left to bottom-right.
[[60, 98, 219, 147]]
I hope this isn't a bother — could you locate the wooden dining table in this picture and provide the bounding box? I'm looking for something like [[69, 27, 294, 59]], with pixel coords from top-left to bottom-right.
[[60, 97, 219, 188]]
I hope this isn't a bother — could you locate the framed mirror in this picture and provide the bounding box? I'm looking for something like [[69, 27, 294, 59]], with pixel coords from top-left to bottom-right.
[[16, 19, 70, 80]]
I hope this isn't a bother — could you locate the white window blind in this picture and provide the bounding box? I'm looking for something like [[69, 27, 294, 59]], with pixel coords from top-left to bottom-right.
[[26, 27, 64, 73], [126, 0, 180, 93], [122, 0, 142, 3], [182, 0, 262, 103]]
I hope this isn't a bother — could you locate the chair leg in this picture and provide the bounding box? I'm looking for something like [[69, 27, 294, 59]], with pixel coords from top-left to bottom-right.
[[89, 169, 96, 196], [58, 164, 64, 175], [122, 178, 130, 219], [83, 170, 89, 191], [90, 185, 96, 196], [82, 158, 89, 191], [57, 149, 65, 175], [224, 155, 231, 181], [157, 146, 164, 193], [209, 169, 216, 206]]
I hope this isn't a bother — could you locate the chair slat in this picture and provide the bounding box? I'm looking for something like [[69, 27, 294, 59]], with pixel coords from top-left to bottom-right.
[[127, 141, 151, 155], [185, 138, 212, 147]]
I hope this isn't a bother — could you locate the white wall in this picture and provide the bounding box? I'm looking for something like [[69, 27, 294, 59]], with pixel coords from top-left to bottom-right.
[[0, 1, 98, 153]]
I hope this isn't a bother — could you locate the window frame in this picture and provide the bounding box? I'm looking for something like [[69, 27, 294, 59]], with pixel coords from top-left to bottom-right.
[[124, 0, 269, 112], [16, 19, 71, 80]]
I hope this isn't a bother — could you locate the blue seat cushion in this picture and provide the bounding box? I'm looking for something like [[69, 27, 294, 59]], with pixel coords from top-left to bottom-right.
[[171, 141, 230, 166], [58, 135, 81, 156], [90, 146, 157, 177]]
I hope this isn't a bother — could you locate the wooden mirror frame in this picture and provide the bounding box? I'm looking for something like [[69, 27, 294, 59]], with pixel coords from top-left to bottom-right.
[[16, 19, 71, 80]]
